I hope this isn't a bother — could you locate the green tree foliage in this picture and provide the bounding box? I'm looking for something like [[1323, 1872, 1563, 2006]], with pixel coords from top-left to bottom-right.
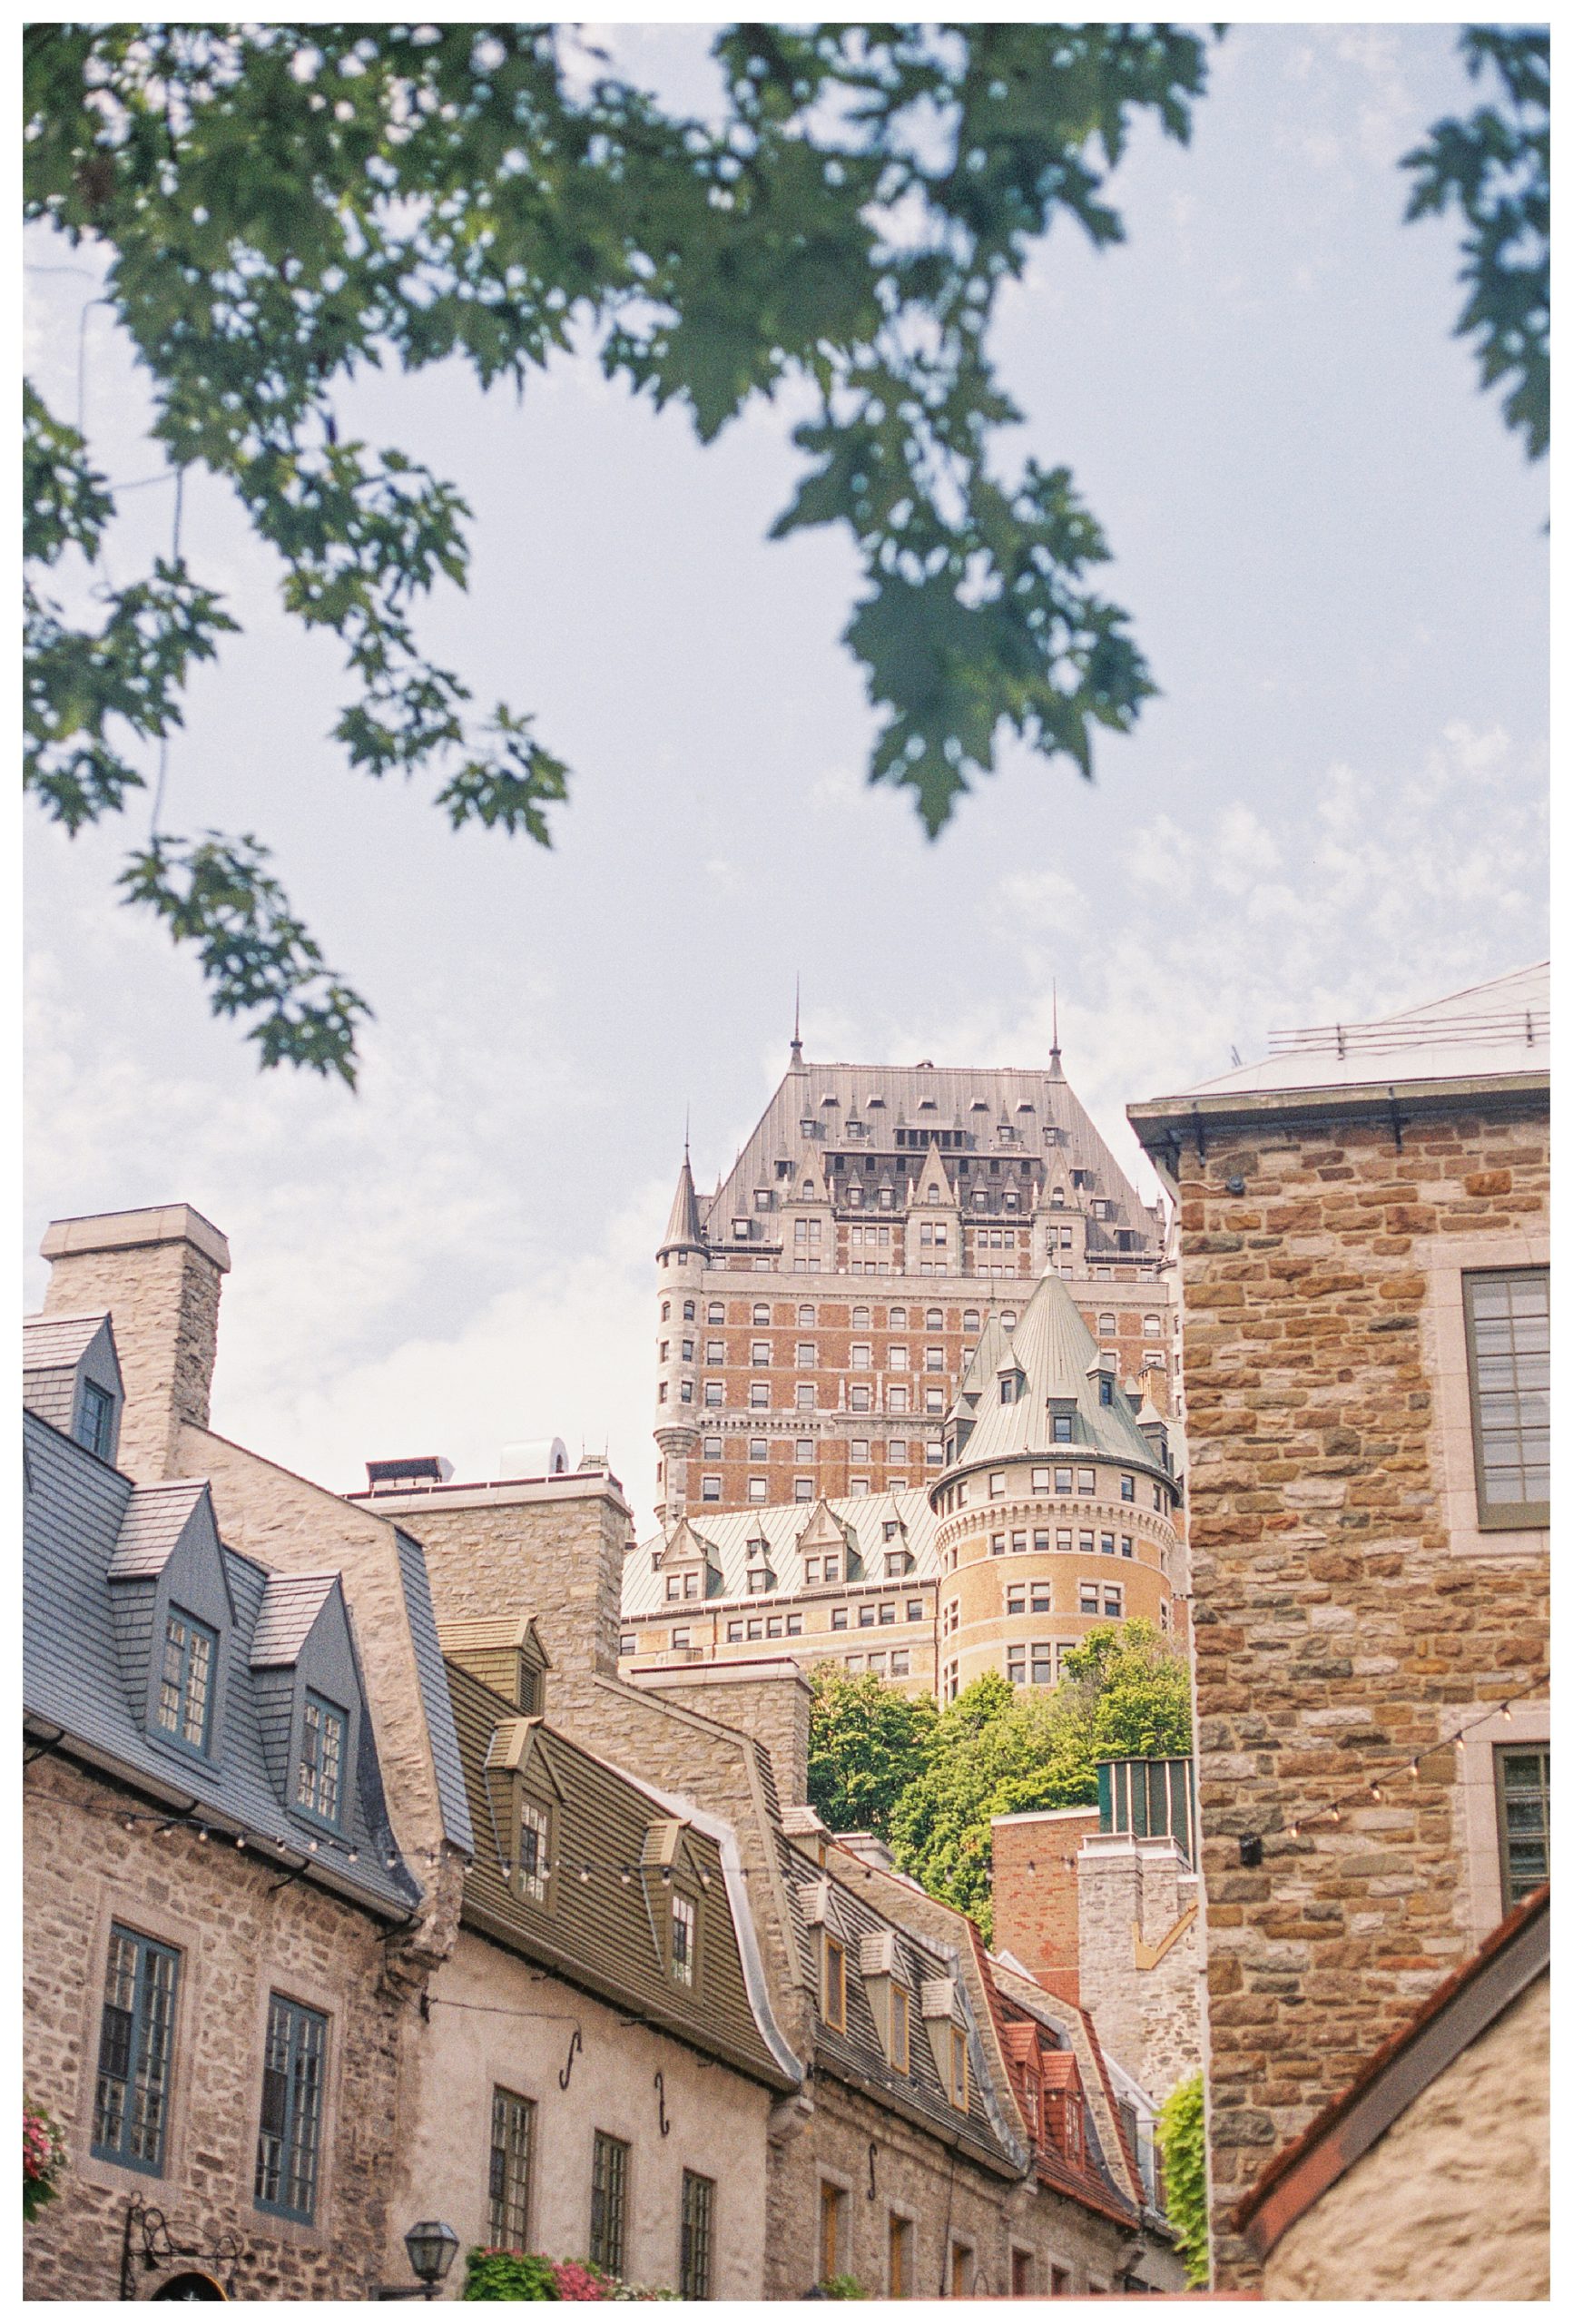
[[24, 22, 1211, 1077], [1403, 27, 1549, 461], [806, 1665, 939, 1838], [1155, 2072, 1208, 2289], [887, 1623, 1190, 1939]]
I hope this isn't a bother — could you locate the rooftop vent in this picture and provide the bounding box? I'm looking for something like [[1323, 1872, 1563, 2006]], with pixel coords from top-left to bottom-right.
[[499, 1436, 570, 1478], [365, 1454, 453, 1493]]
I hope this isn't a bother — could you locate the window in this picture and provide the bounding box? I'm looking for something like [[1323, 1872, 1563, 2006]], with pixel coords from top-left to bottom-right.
[[753, 1303, 771, 1325], [926, 1346, 945, 1371], [822, 1934, 847, 2029], [1100, 1532, 1116, 1557], [1055, 1467, 1072, 1493], [750, 1383, 771, 1409], [1120, 1472, 1135, 1502], [798, 1305, 816, 1325], [1031, 1643, 1054, 1686], [489, 2088, 535, 2248], [681, 1340, 695, 1363], [701, 1475, 722, 1502], [726, 1621, 743, 1642], [517, 1796, 551, 1903], [944, 2023, 969, 2111], [93, 1925, 179, 2173], [820, 2181, 849, 2284], [1121, 1535, 1134, 1559], [671, 1891, 697, 1987], [157, 1608, 217, 1757], [590, 2131, 629, 2278], [295, 1691, 347, 1827], [1104, 1586, 1123, 1618], [831, 1605, 848, 1630], [683, 1301, 695, 1322], [1079, 1584, 1099, 1616], [1031, 1582, 1051, 1613], [1057, 1528, 1072, 1552], [1010, 1528, 1027, 1554], [680, 2171, 714, 2299], [707, 1302, 724, 1324], [890, 1649, 909, 1676], [1079, 1531, 1094, 1556], [1495, 1746, 1549, 1907], [78, 1376, 116, 1459], [1464, 1270, 1550, 1524], [746, 1478, 768, 1503], [703, 1382, 723, 1408], [1052, 1413, 1073, 1443], [787, 1615, 803, 1636], [824, 1556, 841, 1581], [751, 1340, 771, 1366], [254, 1994, 328, 2222], [889, 2212, 914, 2298], [703, 1340, 723, 1364], [950, 2242, 974, 2296], [796, 1383, 816, 1410], [1007, 1582, 1026, 1618], [907, 1600, 924, 1623], [1011, 2249, 1034, 2298], [661, 1301, 671, 1323], [850, 1343, 871, 1368], [1077, 1470, 1096, 1495], [888, 1344, 909, 1370], [795, 1478, 814, 1502]]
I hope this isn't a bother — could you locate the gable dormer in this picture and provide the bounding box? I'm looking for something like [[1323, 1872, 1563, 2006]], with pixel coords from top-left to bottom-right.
[[108, 1479, 235, 1768], [654, 1516, 723, 1605], [23, 1311, 124, 1465], [482, 1715, 566, 1905], [439, 1613, 552, 1716], [249, 1573, 367, 1840], [743, 1532, 777, 1593], [794, 1499, 860, 1586], [1086, 1347, 1119, 1413]]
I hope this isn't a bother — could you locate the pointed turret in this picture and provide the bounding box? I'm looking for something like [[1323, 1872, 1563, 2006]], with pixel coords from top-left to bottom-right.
[[1048, 981, 1065, 1081], [658, 1147, 705, 1260]]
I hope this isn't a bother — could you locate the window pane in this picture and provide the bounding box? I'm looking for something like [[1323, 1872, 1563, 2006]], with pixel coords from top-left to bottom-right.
[[1496, 1746, 1549, 1908], [590, 2131, 629, 2277], [93, 1925, 180, 2173], [254, 1994, 328, 2222], [681, 2171, 714, 2299], [489, 2088, 535, 2249], [1466, 1270, 1551, 1518]]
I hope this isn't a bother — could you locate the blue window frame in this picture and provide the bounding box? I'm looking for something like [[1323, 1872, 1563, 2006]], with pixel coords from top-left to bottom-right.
[[254, 1994, 329, 2222], [295, 1691, 347, 1827], [93, 1925, 180, 2173], [77, 1377, 115, 1459], [157, 1609, 217, 1758]]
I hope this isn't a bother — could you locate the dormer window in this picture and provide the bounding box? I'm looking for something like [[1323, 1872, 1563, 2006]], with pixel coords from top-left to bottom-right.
[[157, 1609, 216, 1757], [747, 1567, 772, 1594], [670, 1891, 697, 1988], [821, 1933, 847, 2030], [1053, 1413, 1075, 1443], [1099, 1375, 1114, 1407], [517, 1796, 551, 1903], [78, 1378, 117, 1462], [295, 1691, 347, 1827]]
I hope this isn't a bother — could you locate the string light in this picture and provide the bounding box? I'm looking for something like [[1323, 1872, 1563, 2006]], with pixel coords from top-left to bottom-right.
[[1277, 1672, 1547, 1841]]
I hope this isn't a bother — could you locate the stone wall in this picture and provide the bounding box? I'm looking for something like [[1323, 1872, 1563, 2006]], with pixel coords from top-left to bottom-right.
[[634, 1660, 812, 1807], [380, 1482, 629, 1682], [40, 1206, 229, 1484], [990, 1807, 1100, 2005], [1075, 1835, 1201, 2105], [1163, 1101, 1549, 2287], [23, 1754, 417, 2300], [1262, 1969, 1548, 2299], [767, 2073, 1132, 2299]]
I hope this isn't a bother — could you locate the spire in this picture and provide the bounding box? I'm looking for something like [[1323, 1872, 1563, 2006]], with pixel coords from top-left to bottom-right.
[[1048, 981, 1064, 1080], [659, 1143, 705, 1258], [791, 978, 804, 1068]]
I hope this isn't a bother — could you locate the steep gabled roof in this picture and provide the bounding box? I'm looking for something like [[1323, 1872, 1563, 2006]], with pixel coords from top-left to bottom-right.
[[949, 1271, 1161, 1475], [250, 1571, 340, 1667], [107, 1479, 215, 1579]]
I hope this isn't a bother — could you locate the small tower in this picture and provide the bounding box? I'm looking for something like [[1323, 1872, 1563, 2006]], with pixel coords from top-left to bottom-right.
[[654, 1144, 706, 1521]]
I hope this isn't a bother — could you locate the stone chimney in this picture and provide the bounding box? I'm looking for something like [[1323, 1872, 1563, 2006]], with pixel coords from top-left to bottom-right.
[[39, 1206, 230, 1482]]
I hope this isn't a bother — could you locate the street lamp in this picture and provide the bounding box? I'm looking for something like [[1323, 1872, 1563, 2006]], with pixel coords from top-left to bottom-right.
[[404, 2222, 460, 2301]]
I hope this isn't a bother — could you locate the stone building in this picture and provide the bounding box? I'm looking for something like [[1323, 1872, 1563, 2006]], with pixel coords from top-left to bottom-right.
[[368, 1425, 1181, 2295], [1127, 962, 1550, 2290], [654, 1041, 1176, 1522], [391, 1642, 803, 2298], [626, 1267, 1185, 1698], [1237, 1882, 1548, 2299], [22, 1224, 467, 2301], [992, 1759, 1203, 2113]]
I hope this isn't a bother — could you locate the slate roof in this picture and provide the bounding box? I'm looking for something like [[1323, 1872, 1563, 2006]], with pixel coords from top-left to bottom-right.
[[24, 1408, 420, 1918], [396, 1530, 474, 1856], [948, 1270, 1165, 1477], [702, 1057, 1160, 1254], [250, 1571, 339, 1667], [625, 1487, 939, 1618], [779, 1836, 1023, 2176], [107, 1480, 212, 1579], [988, 1953, 1145, 2222], [23, 1312, 109, 1369]]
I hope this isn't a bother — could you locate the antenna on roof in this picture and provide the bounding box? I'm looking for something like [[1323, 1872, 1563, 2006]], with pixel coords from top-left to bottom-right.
[[791, 978, 803, 1066], [1048, 982, 1064, 1080], [683, 1105, 691, 1163]]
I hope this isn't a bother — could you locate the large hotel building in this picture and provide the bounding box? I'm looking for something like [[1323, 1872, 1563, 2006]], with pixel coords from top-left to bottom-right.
[[628, 1039, 1186, 1695]]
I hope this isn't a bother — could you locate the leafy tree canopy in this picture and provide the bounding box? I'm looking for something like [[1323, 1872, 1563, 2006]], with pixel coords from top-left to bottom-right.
[[1402, 27, 1549, 462], [24, 19, 1211, 1078], [807, 1663, 940, 1838], [886, 1622, 1190, 1938]]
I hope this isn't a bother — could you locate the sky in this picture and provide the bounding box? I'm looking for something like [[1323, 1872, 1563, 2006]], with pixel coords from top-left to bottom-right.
[[24, 22, 1549, 1534]]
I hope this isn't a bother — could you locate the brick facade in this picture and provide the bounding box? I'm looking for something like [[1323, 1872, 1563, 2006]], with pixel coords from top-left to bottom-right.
[[991, 1808, 1100, 2005], [1131, 1019, 1549, 2290]]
